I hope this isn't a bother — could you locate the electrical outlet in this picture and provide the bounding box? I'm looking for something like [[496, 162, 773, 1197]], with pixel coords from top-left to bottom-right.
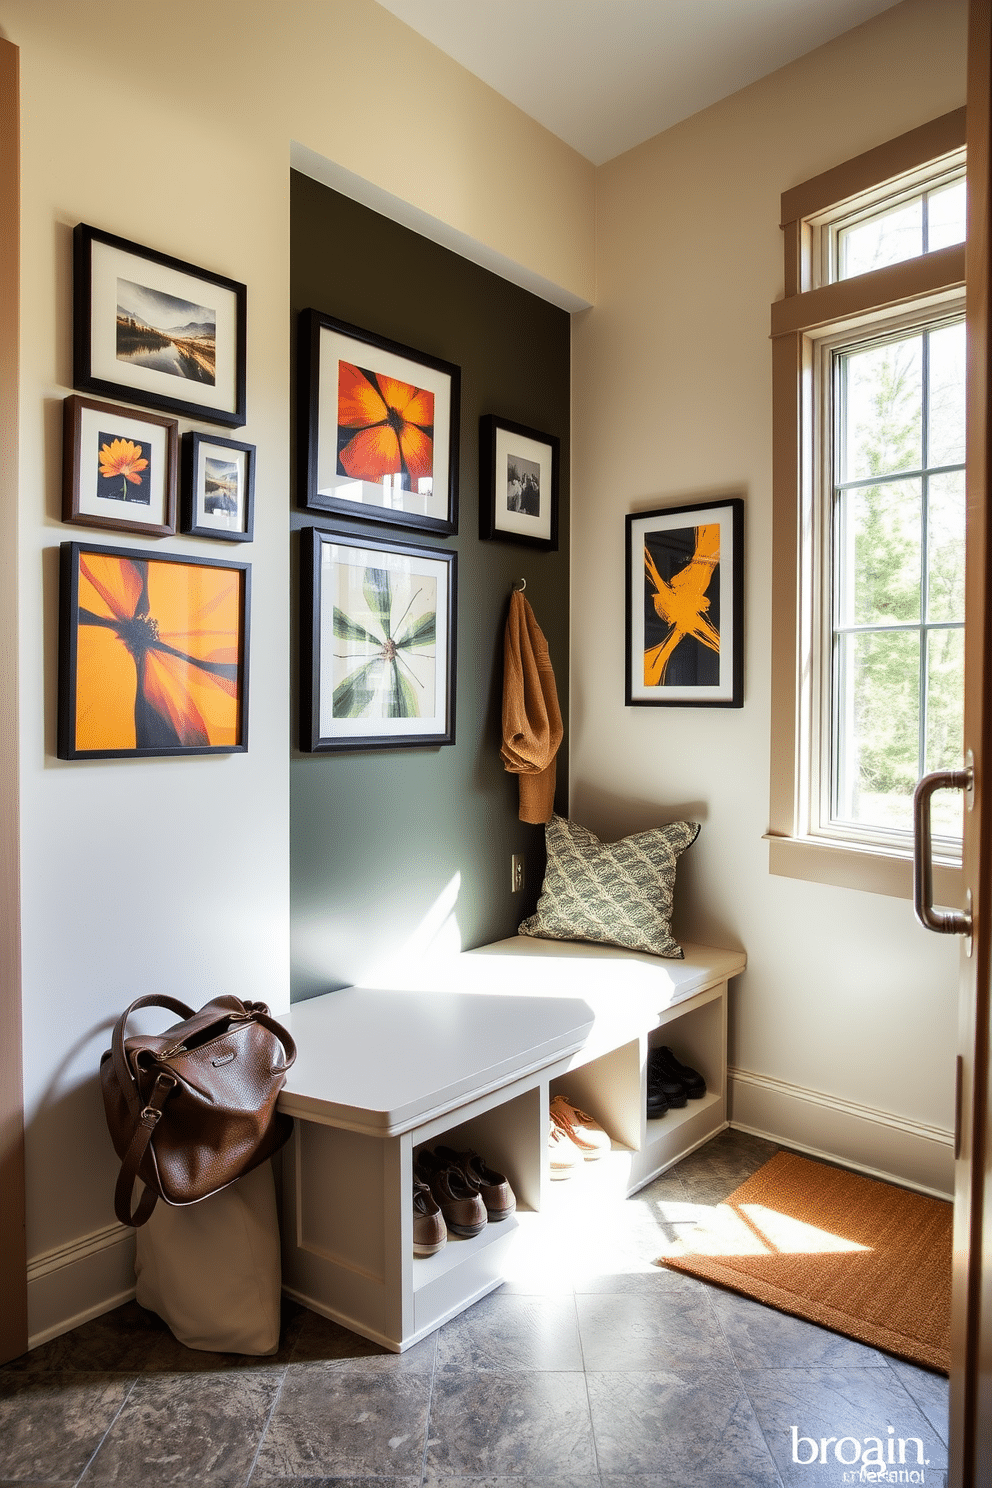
[[511, 854, 525, 893]]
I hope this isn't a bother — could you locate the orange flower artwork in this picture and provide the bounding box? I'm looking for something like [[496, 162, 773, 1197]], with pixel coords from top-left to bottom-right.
[[336, 360, 434, 489], [98, 436, 149, 502], [67, 548, 245, 754], [643, 524, 721, 687]]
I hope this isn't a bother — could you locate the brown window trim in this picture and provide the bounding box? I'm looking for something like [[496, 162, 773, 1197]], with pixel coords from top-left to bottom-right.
[[768, 109, 967, 904], [781, 107, 966, 295]]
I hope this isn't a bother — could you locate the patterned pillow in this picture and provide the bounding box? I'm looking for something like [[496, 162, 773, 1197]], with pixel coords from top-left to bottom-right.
[[518, 814, 699, 959]]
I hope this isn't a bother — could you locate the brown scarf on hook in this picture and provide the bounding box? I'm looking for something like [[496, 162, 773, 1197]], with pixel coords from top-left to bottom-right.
[[500, 589, 563, 824]]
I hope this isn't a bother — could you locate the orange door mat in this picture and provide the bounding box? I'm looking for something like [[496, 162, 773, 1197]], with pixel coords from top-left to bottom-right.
[[655, 1149, 952, 1373]]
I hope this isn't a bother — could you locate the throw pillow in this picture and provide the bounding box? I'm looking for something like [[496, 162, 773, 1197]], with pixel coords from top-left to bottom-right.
[[518, 813, 699, 959]]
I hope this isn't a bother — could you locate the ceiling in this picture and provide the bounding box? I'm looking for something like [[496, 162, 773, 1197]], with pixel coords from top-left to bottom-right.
[[375, 0, 902, 165]]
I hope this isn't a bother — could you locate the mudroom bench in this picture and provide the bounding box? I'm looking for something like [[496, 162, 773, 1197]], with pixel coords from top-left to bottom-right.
[[276, 936, 746, 1351]]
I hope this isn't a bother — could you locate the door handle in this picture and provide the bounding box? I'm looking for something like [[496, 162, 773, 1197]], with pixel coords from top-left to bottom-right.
[[912, 766, 973, 935]]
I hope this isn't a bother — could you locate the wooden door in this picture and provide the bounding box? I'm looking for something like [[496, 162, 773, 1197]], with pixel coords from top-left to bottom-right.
[[950, 3, 992, 1480]]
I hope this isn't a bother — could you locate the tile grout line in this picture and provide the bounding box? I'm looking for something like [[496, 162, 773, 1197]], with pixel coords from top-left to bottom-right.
[[242, 1359, 290, 1486], [679, 1146, 788, 1488], [723, 1342, 787, 1488], [570, 1277, 605, 1485], [71, 1372, 140, 1488], [417, 1323, 439, 1488], [873, 1353, 953, 1469]]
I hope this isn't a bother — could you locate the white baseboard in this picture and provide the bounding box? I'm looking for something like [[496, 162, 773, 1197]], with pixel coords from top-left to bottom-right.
[[27, 1222, 136, 1350], [728, 1067, 954, 1199]]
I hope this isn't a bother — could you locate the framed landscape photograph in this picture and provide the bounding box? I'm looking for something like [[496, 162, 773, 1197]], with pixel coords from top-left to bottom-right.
[[480, 415, 559, 551], [301, 526, 456, 752], [73, 222, 247, 427], [63, 394, 178, 537], [58, 541, 251, 759], [626, 497, 744, 708], [181, 431, 255, 541], [299, 309, 459, 537]]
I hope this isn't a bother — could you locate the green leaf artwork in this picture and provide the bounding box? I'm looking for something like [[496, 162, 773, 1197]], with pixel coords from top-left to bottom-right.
[[331, 563, 437, 720]]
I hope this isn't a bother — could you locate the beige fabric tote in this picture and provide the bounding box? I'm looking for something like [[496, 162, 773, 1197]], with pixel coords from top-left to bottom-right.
[[135, 1160, 281, 1355]]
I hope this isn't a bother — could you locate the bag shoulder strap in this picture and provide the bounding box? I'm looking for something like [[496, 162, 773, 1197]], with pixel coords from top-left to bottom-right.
[[111, 994, 197, 1120], [113, 1068, 177, 1226]]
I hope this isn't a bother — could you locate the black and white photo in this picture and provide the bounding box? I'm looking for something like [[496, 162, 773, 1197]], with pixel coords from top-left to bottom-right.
[[480, 414, 559, 550]]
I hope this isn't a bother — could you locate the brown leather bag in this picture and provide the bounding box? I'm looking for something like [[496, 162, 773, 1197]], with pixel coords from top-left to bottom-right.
[[101, 993, 297, 1227]]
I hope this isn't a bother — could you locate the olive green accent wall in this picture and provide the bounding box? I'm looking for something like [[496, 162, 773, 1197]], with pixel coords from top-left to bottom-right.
[[290, 170, 570, 1002]]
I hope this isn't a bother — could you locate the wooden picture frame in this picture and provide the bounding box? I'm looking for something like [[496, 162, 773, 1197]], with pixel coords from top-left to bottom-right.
[[181, 431, 255, 542], [58, 541, 251, 758], [73, 222, 247, 427], [300, 525, 456, 752], [480, 414, 559, 551], [299, 309, 459, 537], [62, 394, 177, 538], [626, 498, 744, 708]]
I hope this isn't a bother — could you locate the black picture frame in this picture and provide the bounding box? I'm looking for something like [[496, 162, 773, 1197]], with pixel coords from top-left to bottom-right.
[[625, 498, 744, 708], [479, 414, 559, 552], [299, 308, 459, 537], [62, 394, 178, 538], [73, 223, 247, 428], [181, 431, 255, 542], [58, 540, 251, 759], [300, 525, 457, 753]]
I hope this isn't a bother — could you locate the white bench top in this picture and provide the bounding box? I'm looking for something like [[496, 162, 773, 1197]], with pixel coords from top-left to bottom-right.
[[278, 937, 746, 1136]]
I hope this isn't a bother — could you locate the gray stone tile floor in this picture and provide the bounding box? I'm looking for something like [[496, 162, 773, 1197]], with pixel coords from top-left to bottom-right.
[[0, 1130, 950, 1488]]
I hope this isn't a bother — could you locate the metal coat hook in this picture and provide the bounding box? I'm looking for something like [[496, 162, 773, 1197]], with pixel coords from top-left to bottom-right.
[[512, 577, 527, 592]]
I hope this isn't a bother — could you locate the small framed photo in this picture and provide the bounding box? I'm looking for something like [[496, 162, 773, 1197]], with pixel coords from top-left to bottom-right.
[[73, 223, 247, 427], [480, 415, 559, 551], [299, 309, 459, 537], [62, 394, 177, 537], [58, 541, 251, 759], [626, 498, 744, 708], [301, 526, 456, 752], [181, 432, 255, 542]]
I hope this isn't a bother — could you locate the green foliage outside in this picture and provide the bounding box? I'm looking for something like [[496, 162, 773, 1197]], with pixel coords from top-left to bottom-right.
[[839, 328, 965, 833]]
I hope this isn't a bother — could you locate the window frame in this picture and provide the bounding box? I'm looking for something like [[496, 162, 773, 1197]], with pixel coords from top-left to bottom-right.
[[810, 160, 966, 288], [768, 108, 967, 901]]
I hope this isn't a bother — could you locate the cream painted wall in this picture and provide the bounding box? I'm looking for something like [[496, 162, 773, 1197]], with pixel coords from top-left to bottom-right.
[[570, 0, 968, 1190], [5, 0, 968, 1343], [2, 0, 594, 1340]]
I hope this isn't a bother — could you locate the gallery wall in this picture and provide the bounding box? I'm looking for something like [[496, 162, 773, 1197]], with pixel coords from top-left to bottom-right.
[[3, 0, 971, 1355], [289, 172, 570, 1000], [2, 0, 590, 1345], [570, 0, 968, 1194]]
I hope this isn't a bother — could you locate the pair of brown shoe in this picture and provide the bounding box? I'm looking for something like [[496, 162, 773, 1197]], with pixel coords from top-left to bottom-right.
[[413, 1145, 516, 1250], [413, 1178, 447, 1256]]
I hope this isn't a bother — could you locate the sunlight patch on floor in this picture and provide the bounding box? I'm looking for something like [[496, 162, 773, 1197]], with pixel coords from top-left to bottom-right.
[[654, 1199, 872, 1259]]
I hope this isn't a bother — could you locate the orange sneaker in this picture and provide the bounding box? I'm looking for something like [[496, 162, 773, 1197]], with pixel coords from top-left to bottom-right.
[[550, 1094, 611, 1160], [548, 1119, 581, 1179]]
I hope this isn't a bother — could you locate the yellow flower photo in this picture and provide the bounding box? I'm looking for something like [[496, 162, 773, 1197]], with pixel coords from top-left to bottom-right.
[[97, 433, 150, 504]]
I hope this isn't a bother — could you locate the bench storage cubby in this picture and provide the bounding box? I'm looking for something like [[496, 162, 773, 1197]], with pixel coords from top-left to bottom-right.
[[277, 937, 745, 1350]]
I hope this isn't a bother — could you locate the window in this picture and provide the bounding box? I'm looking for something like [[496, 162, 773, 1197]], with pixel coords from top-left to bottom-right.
[[826, 316, 966, 848], [815, 167, 967, 283], [768, 109, 967, 900]]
